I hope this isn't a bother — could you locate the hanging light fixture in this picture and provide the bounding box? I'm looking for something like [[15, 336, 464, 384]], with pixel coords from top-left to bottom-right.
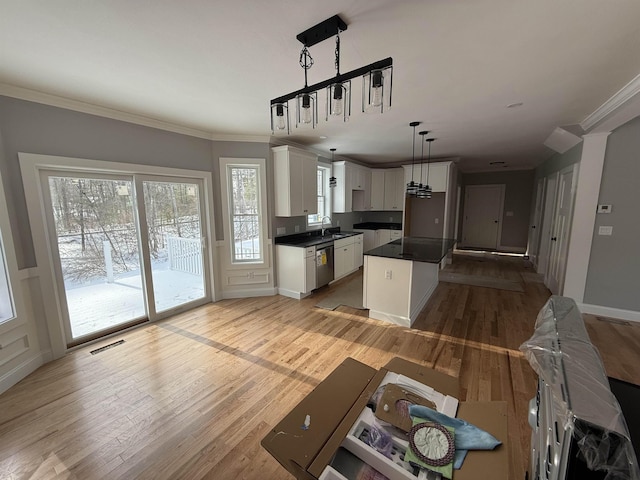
[[270, 102, 290, 134], [326, 30, 351, 122], [417, 138, 435, 199], [270, 15, 393, 134], [406, 122, 420, 196], [329, 148, 337, 187], [416, 131, 430, 199]]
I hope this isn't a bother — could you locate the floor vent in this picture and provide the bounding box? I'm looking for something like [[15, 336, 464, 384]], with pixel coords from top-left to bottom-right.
[[90, 339, 125, 355]]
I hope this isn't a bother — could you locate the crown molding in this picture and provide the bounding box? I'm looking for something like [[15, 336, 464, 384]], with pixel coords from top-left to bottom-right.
[[0, 83, 220, 141], [210, 133, 271, 143], [580, 73, 640, 131]]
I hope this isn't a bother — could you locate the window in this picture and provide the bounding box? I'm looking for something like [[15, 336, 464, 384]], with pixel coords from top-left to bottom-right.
[[308, 164, 331, 226], [227, 164, 263, 263], [0, 233, 15, 323]]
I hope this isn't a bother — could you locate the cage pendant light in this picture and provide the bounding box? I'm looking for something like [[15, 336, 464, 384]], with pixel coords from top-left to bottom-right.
[[418, 138, 434, 199], [417, 131, 430, 198], [329, 148, 337, 187], [406, 121, 420, 196]]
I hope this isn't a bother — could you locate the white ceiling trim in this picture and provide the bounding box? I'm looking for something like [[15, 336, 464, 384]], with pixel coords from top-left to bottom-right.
[[210, 133, 271, 143], [580, 73, 640, 131]]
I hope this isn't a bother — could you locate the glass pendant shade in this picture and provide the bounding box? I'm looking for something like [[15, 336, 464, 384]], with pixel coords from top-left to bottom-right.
[[326, 81, 351, 122], [406, 121, 420, 197], [270, 102, 289, 134], [362, 65, 392, 114], [296, 92, 318, 128]]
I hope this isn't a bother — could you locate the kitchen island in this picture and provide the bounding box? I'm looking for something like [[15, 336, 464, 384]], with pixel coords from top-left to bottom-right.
[[363, 237, 456, 327]]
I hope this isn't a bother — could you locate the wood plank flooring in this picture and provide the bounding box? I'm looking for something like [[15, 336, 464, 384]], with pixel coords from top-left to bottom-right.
[[1, 251, 639, 479]]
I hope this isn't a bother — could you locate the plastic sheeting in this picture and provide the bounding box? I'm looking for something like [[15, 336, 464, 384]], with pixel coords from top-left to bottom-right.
[[520, 295, 639, 480]]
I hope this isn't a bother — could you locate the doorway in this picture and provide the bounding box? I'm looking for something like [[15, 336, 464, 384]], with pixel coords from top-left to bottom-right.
[[461, 184, 505, 250], [43, 171, 209, 346], [528, 178, 545, 268], [545, 165, 578, 295]]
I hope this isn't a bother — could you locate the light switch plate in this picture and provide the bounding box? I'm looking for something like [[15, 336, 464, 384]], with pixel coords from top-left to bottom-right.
[[598, 226, 613, 236], [597, 204, 612, 214]]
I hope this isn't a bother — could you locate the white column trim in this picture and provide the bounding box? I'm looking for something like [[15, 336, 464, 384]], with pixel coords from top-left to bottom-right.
[[563, 132, 610, 303]]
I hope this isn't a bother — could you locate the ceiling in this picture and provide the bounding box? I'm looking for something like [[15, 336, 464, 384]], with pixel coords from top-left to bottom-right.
[[2, 1, 640, 172]]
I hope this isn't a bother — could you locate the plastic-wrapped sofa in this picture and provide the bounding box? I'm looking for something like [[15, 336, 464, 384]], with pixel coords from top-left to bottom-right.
[[520, 295, 639, 480]]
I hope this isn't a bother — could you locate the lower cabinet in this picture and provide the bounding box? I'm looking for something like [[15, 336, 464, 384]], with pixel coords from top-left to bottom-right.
[[276, 245, 316, 299], [334, 234, 364, 281]]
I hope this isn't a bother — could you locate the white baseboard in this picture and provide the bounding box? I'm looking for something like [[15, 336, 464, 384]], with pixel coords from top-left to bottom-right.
[[276, 288, 310, 300], [368, 309, 410, 328], [221, 287, 278, 299], [0, 352, 46, 395], [578, 302, 640, 323], [497, 245, 527, 254]]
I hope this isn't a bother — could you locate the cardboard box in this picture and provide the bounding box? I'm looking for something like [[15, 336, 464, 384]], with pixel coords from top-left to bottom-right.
[[261, 357, 508, 480]]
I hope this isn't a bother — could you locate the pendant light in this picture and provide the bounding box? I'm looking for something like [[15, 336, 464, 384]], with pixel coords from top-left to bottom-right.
[[406, 121, 420, 196], [418, 138, 435, 199], [417, 130, 429, 198], [329, 148, 337, 187]]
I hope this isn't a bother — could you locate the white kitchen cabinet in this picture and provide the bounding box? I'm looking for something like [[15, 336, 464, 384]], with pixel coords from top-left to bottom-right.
[[276, 245, 316, 299], [273, 145, 317, 217], [383, 168, 405, 211], [334, 241, 355, 281], [375, 229, 391, 248], [390, 230, 402, 242], [402, 161, 450, 193], [333, 161, 372, 213], [370, 170, 385, 210], [354, 234, 364, 268]]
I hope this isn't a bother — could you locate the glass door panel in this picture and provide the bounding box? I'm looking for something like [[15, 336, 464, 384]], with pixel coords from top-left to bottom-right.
[[47, 176, 146, 340], [0, 233, 15, 323], [142, 180, 205, 314]]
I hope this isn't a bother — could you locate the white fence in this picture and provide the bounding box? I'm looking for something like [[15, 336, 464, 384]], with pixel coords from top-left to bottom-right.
[[167, 236, 202, 275]]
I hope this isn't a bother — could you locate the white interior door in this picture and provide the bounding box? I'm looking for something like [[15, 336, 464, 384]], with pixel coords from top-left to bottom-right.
[[537, 175, 557, 275], [545, 165, 578, 294], [528, 178, 545, 267], [461, 184, 505, 249]]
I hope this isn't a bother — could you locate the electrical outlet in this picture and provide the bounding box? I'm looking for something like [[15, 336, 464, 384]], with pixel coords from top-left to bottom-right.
[[337, 220, 340, 226], [385, 269, 392, 279], [598, 226, 613, 236], [389, 217, 393, 222], [276, 227, 286, 235], [295, 225, 300, 232], [435, 218, 439, 224]]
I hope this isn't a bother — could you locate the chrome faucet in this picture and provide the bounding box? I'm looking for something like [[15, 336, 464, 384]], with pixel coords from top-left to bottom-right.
[[320, 216, 332, 236]]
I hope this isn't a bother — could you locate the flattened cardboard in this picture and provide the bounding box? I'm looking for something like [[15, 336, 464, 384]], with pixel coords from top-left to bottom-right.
[[375, 383, 437, 432], [260, 358, 376, 478], [262, 357, 509, 480]]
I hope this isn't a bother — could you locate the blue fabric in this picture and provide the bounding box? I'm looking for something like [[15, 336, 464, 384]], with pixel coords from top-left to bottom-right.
[[409, 405, 502, 469]]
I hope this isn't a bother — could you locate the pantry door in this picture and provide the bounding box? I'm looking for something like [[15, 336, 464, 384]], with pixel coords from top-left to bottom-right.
[[461, 185, 505, 250]]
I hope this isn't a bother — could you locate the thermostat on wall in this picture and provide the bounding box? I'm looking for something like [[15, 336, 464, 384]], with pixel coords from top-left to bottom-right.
[[597, 204, 612, 214]]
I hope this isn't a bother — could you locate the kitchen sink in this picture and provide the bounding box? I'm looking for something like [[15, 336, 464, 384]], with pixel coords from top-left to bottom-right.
[[331, 233, 350, 239]]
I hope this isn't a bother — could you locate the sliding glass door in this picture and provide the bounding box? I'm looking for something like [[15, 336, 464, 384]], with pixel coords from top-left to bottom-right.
[[140, 178, 205, 314], [44, 171, 209, 345]]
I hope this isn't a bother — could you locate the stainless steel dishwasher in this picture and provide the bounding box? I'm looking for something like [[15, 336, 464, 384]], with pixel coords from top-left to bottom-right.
[[315, 241, 334, 288]]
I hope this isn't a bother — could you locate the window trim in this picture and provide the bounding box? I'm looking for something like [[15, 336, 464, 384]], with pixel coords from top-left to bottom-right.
[[307, 163, 332, 228], [219, 157, 269, 268]]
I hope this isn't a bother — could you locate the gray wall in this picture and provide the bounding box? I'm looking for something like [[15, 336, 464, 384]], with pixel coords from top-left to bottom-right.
[[407, 193, 445, 237], [458, 170, 535, 248], [0, 96, 270, 267], [583, 116, 640, 311], [535, 142, 583, 180]]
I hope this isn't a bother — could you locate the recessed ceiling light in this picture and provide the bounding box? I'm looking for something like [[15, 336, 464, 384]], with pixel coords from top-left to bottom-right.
[[319, 135, 328, 139], [506, 102, 524, 108]]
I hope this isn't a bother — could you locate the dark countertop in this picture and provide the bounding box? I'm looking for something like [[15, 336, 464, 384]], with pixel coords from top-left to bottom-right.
[[364, 237, 457, 263], [353, 222, 403, 230], [274, 228, 361, 248]]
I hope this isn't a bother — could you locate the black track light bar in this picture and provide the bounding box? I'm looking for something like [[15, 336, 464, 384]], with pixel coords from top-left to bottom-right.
[[296, 15, 348, 47], [270, 57, 393, 106]]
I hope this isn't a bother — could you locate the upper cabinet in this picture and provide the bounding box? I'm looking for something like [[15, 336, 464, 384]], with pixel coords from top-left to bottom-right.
[[273, 145, 317, 217], [403, 161, 450, 193], [383, 168, 405, 211], [333, 161, 372, 213]]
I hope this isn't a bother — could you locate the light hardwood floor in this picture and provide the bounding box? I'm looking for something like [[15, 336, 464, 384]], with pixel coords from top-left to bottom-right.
[[1, 252, 639, 479]]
